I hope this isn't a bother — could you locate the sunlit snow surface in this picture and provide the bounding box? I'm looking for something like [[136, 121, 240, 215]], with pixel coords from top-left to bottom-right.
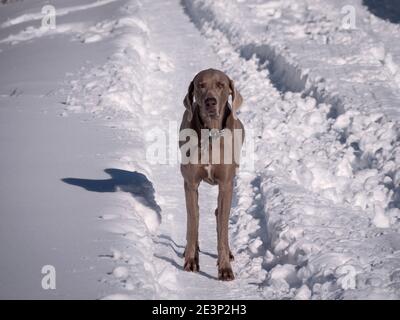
[[1, 0, 400, 299]]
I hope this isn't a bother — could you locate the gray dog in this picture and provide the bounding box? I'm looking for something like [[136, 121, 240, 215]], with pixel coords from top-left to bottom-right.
[[179, 69, 244, 281]]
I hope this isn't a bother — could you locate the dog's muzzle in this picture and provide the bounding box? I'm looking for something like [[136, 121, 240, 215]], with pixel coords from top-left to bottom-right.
[[204, 97, 219, 118]]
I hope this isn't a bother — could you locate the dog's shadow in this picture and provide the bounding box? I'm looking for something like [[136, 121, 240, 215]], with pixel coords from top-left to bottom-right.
[[62, 168, 161, 222], [155, 234, 219, 280]]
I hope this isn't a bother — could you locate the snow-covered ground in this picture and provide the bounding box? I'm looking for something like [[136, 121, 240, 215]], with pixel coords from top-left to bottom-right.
[[1, 0, 400, 299]]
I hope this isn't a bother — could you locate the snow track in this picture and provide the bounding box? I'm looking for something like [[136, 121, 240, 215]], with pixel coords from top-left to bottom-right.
[[136, 0, 265, 300]]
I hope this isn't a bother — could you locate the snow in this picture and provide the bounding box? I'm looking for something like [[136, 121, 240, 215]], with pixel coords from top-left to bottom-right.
[[1, 0, 400, 299]]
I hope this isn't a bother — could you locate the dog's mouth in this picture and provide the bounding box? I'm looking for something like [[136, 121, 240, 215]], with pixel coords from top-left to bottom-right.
[[204, 97, 220, 118], [200, 106, 220, 119], [208, 112, 220, 119], [205, 107, 220, 119]]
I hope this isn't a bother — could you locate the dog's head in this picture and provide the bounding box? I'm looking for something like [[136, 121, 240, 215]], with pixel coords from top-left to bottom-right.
[[183, 69, 243, 129]]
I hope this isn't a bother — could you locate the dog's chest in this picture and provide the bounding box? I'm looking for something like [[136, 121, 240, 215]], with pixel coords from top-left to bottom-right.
[[200, 164, 217, 185], [199, 132, 226, 162]]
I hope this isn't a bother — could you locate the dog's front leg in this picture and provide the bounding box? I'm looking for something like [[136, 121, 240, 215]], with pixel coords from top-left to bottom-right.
[[183, 180, 200, 272], [216, 181, 234, 281]]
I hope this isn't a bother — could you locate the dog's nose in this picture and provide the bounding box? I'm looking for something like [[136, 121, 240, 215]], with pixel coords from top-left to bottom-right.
[[204, 97, 217, 108]]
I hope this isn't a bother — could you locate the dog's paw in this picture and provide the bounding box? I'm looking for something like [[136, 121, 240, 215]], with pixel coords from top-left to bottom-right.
[[184, 258, 199, 272], [218, 266, 235, 281]]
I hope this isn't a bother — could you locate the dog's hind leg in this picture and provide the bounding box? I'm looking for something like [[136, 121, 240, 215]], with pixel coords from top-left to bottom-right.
[[215, 208, 234, 262]]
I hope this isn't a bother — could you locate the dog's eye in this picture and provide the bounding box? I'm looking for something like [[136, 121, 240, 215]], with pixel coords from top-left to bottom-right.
[[198, 83, 206, 89], [216, 82, 224, 89]]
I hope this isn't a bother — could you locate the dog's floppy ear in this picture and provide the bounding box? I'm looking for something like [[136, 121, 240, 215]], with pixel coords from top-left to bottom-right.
[[183, 80, 195, 122], [229, 78, 243, 120]]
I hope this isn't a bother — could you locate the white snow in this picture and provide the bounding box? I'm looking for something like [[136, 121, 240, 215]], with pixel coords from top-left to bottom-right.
[[1, 0, 400, 299]]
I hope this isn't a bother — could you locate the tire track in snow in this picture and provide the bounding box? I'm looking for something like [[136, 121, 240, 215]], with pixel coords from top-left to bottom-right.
[[135, 0, 266, 299], [0, 0, 120, 29], [182, 0, 400, 299], [68, 0, 268, 299]]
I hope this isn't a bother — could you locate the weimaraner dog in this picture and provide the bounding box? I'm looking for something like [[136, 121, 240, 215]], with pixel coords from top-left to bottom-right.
[[179, 68, 244, 281]]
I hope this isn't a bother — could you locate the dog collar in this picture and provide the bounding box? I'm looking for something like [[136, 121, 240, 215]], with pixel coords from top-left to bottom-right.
[[209, 128, 226, 139]]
